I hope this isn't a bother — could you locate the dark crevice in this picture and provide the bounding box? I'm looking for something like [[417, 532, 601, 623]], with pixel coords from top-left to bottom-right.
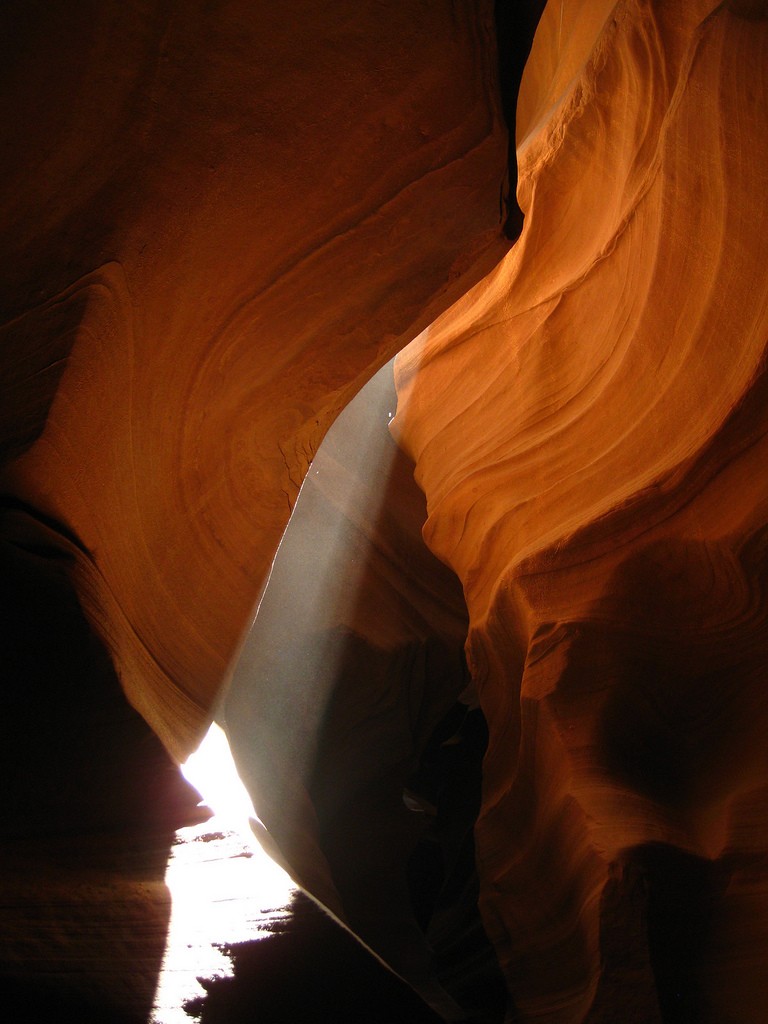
[[0, 536, 202, 839], [0, 492, 91, 557], [405, 700, 511, 1023], [493, 0, 547, 240], [588, 844, 731, 1024]]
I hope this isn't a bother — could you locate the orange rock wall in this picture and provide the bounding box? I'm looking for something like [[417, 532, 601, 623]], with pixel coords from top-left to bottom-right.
[[4, 1, 768, 1019], [394, 1, 768, 1019], [0, 0, 508, 760]]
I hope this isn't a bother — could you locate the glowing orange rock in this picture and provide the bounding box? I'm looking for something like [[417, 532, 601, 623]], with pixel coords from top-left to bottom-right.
[[394, 2, 768, 1018], [0, 0, 509, 758]]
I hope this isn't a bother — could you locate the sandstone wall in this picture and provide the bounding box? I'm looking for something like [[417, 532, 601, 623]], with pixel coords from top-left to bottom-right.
[[393, 2, 768, 1019], [0, 0, 508, 760], [3, 1, 768, 1020]]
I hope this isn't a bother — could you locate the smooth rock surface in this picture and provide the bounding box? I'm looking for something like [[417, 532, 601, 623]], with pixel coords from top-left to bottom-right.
[[2, 1, 768, 1021], [0, 0, 510, 759], [393, 1, 768, 1019]]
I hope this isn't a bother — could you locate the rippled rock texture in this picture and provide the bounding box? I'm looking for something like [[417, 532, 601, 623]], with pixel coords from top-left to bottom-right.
[[0, 1, 512, 1018], [0, 0, 508, 759], [2, 0, 768, 1022], [394, 1, 768, 1020]]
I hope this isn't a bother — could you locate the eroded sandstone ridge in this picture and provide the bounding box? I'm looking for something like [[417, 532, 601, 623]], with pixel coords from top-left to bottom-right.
[[0, 2, 514, 1018], [2, 0, 768, 1021], [393, 1, 768, 1020], [0, 0, 509, 760]]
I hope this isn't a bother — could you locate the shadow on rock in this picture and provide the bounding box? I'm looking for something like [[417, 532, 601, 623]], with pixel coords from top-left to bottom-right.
[[185, 891, 445, 1024]]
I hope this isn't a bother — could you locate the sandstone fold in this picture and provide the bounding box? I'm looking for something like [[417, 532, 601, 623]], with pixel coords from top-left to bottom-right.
[[0, 0, 509, 759], [4, 1, 768, 1019], [393, 2, 768, 1019]]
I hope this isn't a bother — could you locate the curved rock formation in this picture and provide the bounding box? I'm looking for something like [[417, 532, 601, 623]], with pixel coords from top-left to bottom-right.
[[393, 1, 768, 1019], [0, 0, 509, 760], [3, 0, 768, 1021], [0, 3, 518, 1019]]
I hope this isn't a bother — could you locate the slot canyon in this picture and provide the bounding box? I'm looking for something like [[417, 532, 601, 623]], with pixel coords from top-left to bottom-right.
[[1, 1, 767, 1022]]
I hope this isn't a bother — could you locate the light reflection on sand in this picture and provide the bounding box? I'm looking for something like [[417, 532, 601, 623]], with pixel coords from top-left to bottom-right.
[[151, 726, 296, 1023]]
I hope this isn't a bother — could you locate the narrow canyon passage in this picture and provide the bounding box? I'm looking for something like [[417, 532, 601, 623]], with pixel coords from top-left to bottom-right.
[[224, 358, 508, 1022], [152, 723, 454, 1024], [2, 1, 768, 1021]]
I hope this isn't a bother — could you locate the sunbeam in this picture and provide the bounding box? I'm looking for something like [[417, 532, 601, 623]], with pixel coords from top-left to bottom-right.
[[181, 721, 257, 835], [150, 724, 296, 1024]]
